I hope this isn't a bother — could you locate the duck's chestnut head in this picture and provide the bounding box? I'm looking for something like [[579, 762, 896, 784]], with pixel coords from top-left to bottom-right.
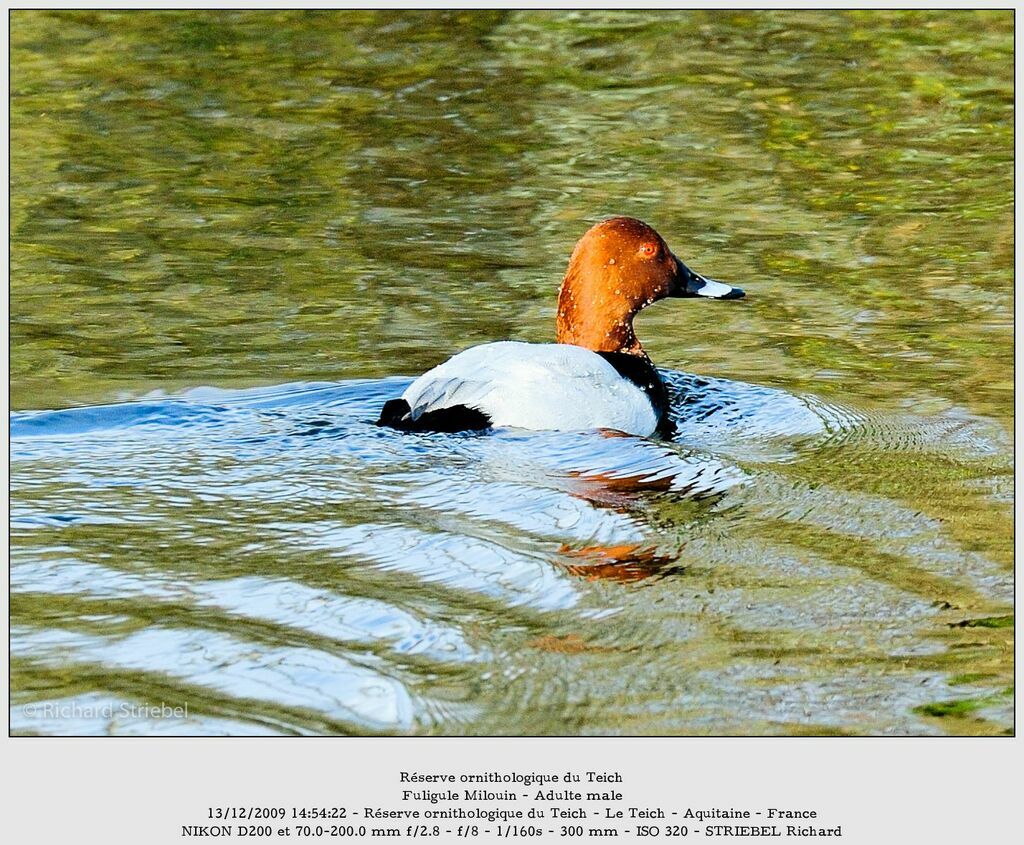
[[556, 217, 744, 355]]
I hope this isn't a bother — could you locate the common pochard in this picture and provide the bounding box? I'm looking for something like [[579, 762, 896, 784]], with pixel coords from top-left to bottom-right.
[[377, 217, 745, 437]]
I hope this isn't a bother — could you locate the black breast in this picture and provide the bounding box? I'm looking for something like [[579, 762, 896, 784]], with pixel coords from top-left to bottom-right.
[[595, 352, 675, 438]]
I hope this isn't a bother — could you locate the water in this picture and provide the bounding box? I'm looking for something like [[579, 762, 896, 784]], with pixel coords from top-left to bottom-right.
[[10, 10, 1013, 735]]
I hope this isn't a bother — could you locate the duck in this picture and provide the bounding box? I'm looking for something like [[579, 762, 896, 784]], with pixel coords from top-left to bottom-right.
[[377, 216, 745, 437]]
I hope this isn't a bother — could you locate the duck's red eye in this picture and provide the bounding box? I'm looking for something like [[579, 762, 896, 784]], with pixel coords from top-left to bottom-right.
[[638, 242, 657, 258]]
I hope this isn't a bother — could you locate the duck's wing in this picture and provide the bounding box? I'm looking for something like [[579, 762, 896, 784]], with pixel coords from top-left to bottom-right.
[[404, 373, 499, 422], [377, 343, 519, 432]]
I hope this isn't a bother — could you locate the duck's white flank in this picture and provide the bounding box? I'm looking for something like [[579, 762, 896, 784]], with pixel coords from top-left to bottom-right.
[[401, 341, 659, 436]]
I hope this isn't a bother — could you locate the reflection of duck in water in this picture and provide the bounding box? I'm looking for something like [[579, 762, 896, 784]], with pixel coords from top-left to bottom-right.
[[378, 217, 745, 437], [555, 449, 736, 583], [480, 427, 747, 583], [560, 542, 682, 584]]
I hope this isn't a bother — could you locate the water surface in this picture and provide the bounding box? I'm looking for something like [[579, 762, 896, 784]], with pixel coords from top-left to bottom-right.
[[10, 10, 1013, 735]]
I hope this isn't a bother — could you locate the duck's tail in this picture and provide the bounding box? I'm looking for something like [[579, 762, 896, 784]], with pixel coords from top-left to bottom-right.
[[376, 398, 492, 433]]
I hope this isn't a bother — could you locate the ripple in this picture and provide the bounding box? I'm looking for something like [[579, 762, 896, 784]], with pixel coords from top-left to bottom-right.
[[10, 373, 1013, 735], [12, 625, 417, 733], [11, 560, 480, 664]]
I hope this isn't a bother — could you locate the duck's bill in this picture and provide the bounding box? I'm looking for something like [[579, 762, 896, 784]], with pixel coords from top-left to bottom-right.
[[673, 257, 745, 299], [690, 275, 745, 299]]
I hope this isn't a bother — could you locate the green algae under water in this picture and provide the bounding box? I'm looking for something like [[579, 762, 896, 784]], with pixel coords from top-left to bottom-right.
[[10, 10, 1013, 735]]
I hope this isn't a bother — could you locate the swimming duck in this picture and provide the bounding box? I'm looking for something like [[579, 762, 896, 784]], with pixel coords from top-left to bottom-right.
[[377, 217, 744, 437]]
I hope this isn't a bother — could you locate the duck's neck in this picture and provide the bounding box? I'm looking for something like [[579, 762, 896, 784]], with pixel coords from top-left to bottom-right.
[[555, 274, 646, 357]]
